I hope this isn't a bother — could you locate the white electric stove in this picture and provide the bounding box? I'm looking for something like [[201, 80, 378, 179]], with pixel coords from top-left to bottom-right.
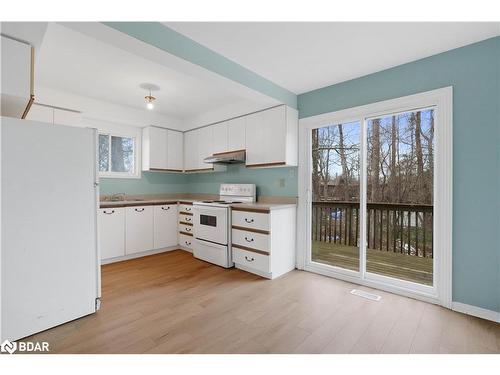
[[192, 184, 256, 268]]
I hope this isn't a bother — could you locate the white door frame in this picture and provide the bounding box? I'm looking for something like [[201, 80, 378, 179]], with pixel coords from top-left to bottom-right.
[[297, 87, 453, 308]]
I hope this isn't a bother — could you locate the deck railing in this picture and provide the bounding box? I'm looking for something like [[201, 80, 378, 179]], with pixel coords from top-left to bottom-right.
[[312, 201, 433, 258]]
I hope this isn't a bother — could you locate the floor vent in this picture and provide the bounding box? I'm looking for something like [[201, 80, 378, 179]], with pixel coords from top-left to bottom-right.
[[350, 289, 381, 301]]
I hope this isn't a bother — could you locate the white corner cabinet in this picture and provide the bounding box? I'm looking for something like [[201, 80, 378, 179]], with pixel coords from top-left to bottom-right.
[[142, 126, 183, 172], [143, 105, 298, 173], [26, 103, 82, 127], [231, 205, 296, 279]]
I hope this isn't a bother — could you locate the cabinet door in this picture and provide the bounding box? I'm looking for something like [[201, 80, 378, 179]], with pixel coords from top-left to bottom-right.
[[211, 122, 228, 154], [148, 127, 168, 169], [26, 104, 54, 124], [53, 108, 82, 127], [227, 116, 246, 151], [153, 204, 178, 249], [184, 130, 198, 171], [98, 208, 125, 260], [166, 130, 184, 171], [125, 206, 154, 254], [197, 126, 214, 169], [246, 106, 286, 166]]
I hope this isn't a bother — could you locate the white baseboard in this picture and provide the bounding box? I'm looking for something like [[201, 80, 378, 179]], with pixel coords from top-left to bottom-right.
[[101, 246, 179, 265], [451, 302, 500, 323]]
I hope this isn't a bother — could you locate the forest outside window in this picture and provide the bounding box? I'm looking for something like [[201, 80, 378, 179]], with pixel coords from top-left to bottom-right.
[[99, 133, 138, 178]]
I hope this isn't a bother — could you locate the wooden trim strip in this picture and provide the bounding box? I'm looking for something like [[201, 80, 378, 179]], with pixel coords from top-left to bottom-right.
[[21, 95, 35, 119], [231, 206, 270, 214], [179, 212, 193, 216], [100, 201, 178, 209], [184, 167, 214, 172], [179, 231, 193, 237], [232, 244, 269, 256], [212, 149, 246, 156], [149, 168, 184, 172], [246, 161, 286, 168], [179, 201, 193, 205], [179, 222, 193, 226], [232, 225, 270, 235]]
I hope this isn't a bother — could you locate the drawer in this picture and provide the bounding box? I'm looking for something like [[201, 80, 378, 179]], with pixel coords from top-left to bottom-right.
[[179, 203, 194, 214], [232, 210, 269, 232], [232, 228, 269, 252], [232, 247, 270, 273], [179, 233, 194, 249], [178, 223, 193, 235], [178, 212, 193, 224]]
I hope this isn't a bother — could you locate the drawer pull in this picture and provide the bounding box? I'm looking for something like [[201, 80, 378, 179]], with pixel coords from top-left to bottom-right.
[[185, 207, 192, 211], [244, 237, 254, 243], [244, 218, 254, 223], [185, 217, 192, 221], [185, 227, 192, 232], [161, 206, 170, 211], [244, 256, 255, 262], [103, 210, 115, 215], [134, 208, 145, 212], [185, 241, 191, 246]]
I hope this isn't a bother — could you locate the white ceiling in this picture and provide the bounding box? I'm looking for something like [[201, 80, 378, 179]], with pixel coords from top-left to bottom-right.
[[166, 22, 500, 94], [35, 23, 263, 121]]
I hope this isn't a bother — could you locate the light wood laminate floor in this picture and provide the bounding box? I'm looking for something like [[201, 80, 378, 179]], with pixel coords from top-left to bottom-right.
[[25, 250, 499, 354]]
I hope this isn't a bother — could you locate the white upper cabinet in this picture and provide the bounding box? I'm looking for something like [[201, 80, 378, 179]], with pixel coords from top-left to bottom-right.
[[245, 105, 298, 167], [197, 126, 214, 170], [227, 116, 246, 152], [212, 122, 228, 155], [26, 103, 82, 127], [26, 103, 53, 124], [142, 126, 184, 172], [184, 129, 199, 171], [167, 130, 184, 171], [0, 35, 33, 119]]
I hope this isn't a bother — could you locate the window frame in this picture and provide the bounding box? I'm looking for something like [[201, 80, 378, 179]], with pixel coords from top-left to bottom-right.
[[98, 131, 140, 179]]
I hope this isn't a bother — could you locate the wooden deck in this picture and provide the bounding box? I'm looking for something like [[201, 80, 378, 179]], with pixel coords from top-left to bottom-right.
[[312, 241, 433, 285]]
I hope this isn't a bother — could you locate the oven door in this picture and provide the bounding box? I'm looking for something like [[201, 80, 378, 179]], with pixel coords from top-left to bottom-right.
[[193, 205, 228, 245]]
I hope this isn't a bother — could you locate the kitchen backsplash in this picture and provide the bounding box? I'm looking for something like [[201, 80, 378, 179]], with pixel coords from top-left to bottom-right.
[[99, 165, 298, 197]]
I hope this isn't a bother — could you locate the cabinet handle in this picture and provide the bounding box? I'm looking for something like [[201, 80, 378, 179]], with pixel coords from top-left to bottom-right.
[[134, 208, 145, 212], [185, 227, 192, 232], [161, 206, 170, 211], [244, 237, 254, 242], [244, 218, 254, 223], [185, 217, 192, 221], [185, 241, 191, 246], [103, 210, 115, 215], [244, 256, 255, 262], [185, 207, 192, 211]]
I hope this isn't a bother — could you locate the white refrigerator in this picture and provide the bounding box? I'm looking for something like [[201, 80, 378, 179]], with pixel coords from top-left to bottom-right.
[[0, 116, 101, 341]]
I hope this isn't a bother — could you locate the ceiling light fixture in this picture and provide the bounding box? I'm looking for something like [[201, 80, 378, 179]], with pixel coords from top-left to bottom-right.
[[145, 89, 156, 110]]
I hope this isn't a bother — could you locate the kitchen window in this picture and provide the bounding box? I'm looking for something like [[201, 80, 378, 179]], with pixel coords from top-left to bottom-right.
[[99, 133, 139, 178]]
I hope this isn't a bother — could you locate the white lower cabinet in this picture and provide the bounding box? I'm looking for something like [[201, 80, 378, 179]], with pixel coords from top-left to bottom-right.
[[98, 207, 125, 260], [231, 206, 296, 279], [153, 204, 178, 249], [125, 206, 154, 255]]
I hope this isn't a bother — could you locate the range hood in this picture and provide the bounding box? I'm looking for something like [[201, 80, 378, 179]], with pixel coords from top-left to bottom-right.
[[203, 150, 246, 164]]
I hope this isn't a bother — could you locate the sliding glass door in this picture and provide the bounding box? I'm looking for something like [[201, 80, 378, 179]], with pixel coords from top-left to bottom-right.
[[300, 88, 452, 304]]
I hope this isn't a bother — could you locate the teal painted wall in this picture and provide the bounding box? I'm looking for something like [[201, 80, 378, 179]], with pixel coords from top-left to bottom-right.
[[186, 165, 298, 197], [103, 22, 297, 109], [99, 172, 189, 195], [298, 37, 500, 313]]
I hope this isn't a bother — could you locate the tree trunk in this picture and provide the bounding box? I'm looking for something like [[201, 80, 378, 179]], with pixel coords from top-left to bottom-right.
[[337, 124, 350, 200], [311, 129, 320, 201], [414, 111, 424, 202]]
